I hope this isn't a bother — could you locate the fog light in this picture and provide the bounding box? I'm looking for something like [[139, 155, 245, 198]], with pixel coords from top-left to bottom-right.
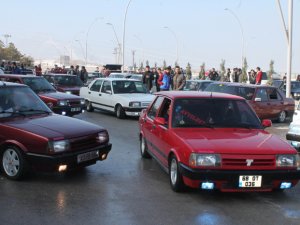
[[62, 111, 66, 116], [280, 182, 292, 189], [201, 182, 214, 190], [101, 154, 107, 160], [58, 165, 67, 172]]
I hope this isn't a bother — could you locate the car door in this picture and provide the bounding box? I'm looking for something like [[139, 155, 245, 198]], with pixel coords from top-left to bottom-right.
[[150, 97, 172, 167], [99, 80, 114, 112], [251, 88, 270, 119], [267, 87, 284, 119], [87, 79, 103, 109], [143, 96, 164, 159]]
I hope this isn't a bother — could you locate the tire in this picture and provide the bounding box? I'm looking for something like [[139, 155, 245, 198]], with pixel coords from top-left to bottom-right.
[[86, 100, 94, 112], [140, 136, 151, 158], [278, 111, 286, 123], [169, 155, 185, 192], [1, 146, 28, 180], [116, 105, 126, 119]]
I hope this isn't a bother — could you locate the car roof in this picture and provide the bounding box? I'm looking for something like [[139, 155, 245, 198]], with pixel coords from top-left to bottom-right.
[[186, 80, 213, 83], [0, 74, 42, 78], [155, 91, 245, 100], [0, 81, 27, 87], [95, 77, 141, 81], [45, 73, 75, 76], [209, 82, 271, 88]]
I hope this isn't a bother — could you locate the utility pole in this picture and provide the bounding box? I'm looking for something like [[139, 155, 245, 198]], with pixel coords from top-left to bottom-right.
[[132, 50, 136, 70], [3, 34, 11, 47], [113, 47, 118, 64]]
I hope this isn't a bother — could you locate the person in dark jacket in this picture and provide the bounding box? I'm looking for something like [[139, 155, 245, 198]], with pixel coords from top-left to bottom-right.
[[11, 62, 21, 74], [160, 66, 171, 91], [142, 65, 154, 92]]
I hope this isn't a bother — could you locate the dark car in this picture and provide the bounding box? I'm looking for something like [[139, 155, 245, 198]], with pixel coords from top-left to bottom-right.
[[0, 75, 85, 116], [273, 80, 300, 100], [0, 82, 111, 180], [43, 74, 84, 95], [139, 91, 300, 192], [183, 80, 213, 91], [205, 82, 295, 122]]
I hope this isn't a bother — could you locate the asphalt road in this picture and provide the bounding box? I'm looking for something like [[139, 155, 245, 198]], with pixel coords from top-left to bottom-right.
[[0, 111, 299, 225]]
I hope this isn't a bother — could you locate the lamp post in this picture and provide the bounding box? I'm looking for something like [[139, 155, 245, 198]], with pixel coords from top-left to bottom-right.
[[122, 0, 133, 72], [85, 17, 103, 66], [106, 22, 122, 64], [224, 8, 245, 69], [163, 26, 179, 64], [3, 34, 11, 47]]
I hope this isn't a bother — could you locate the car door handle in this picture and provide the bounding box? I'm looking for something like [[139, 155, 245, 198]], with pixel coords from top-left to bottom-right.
[[99, 93, 102, 96], [88, 91, 91, 94]]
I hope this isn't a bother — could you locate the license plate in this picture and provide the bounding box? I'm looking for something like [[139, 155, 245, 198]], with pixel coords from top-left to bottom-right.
[[77, 151, 99, 163], [71, 107, 81, 112], [239, 175, 262, 188]]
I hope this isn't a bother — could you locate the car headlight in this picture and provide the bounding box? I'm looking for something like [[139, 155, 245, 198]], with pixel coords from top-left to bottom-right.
[[276, 154, 298, 168], [189, 153, 221, 167], [80, 99, 85, 105], [288, 124, 300, 134], [58, 100, 69, 106], [49, 140, 70, 153], [66, 91, 72, 95], [96, 131, 109, 143], [129, 102, 141, 107]]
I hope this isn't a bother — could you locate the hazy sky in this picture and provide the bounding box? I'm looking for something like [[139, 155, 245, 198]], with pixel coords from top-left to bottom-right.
[[1, 0, 299, 72]]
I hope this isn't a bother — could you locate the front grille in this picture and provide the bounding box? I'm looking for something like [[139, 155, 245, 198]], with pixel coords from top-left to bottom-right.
[[70, 135, 99, 152], [68, 99, 82, 107], [222, 155, 275, 169], [141, 102, 150, 107]]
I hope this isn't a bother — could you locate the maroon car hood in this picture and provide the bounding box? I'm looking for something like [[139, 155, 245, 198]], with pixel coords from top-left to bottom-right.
[[5, 115, 102, 139], [173, 128, 296, 155], [39, 91, 82, 100]]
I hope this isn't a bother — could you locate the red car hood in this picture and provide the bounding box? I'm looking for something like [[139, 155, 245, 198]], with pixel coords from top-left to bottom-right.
[[5, 115, 102, 139], [39, 91, 82, 100], [173, 128, 296, 155]]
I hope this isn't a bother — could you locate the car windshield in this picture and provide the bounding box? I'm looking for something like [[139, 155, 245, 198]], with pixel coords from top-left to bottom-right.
[[206, 84, 255, 100], [172, 98, 261, 129], [112, 80, 147, 94], [0, 86, 51, 118], [291, 82, 300, 89], [184, 81, 200, 91], [53, 75, 83, 86], [22, 77, 56, 93]]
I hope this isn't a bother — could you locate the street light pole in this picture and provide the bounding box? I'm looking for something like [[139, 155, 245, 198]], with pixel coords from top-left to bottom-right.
[[106, 22, 122, 64], [224, 8, 245, 69], [3, 34, 11, 47], [85, 17, 103, 66], [122, 0, 133, 73], [163, 26, 179, 64]]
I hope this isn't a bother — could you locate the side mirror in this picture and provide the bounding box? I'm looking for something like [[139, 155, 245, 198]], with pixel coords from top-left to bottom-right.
[[154, 117, 166, 126], [254, 98, 262, 102], [262, 119, 272, 128], [105, 90, 112, 94]]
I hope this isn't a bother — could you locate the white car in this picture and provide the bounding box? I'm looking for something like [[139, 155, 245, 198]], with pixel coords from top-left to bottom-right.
[[80, 78, 154, 118]]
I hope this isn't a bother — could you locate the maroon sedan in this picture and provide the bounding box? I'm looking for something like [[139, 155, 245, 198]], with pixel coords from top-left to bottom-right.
[[0, 82, 111, 180], [139, 91, 300, 192], [205, 82, 295, 123]]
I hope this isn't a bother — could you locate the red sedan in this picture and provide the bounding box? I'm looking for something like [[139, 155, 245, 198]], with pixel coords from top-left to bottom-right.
[[139, 91, 300, 192]]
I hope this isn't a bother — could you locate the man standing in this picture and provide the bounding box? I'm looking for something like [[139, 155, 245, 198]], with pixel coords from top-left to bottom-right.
[[208, 68, 219, 81], [142, 65, 154, 92], [173, 66, 186, 90], [160, 66, 171, 91], [255, 67, 262, 85]]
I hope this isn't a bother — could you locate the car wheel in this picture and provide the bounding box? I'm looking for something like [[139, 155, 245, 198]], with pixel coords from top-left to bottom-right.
[[140, 136, 151, 158], [1, 146, 28, 180], [116, 105, 126, 119], [278, 111, 286, 123], [86, 100, 94, 112], [169, 155, 185, 192]]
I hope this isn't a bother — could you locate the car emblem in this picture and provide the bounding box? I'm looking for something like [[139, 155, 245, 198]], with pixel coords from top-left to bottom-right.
[[246, 159, 254, 166]]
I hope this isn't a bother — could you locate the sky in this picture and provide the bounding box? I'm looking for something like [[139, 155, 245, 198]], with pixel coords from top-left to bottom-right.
[[1, 0, 299, 73]]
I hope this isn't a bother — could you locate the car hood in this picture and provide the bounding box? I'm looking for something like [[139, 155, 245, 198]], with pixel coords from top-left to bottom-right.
[[5, 115, 102, 139], [39, 91, 81, 100], [117, 93, 154, 102], [173, 128, 296, 154]]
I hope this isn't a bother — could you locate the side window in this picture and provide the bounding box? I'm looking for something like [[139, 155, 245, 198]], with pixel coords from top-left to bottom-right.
[[101, 81, 112, 93], [90, 80, 103, 92], [147, 96, 164, 120], [268, 88, 279, 100], [157, 98, 172, 127], [255, 88, 268, 101]]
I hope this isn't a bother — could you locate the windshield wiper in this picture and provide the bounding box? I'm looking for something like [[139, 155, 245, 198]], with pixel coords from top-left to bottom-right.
[[0, 110, 26, 117], [19, 109, 51, 115]]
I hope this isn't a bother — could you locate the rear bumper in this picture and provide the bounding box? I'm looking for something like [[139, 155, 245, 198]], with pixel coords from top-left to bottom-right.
[[179, 163, 300, 191], [26, 143, 112, 171]]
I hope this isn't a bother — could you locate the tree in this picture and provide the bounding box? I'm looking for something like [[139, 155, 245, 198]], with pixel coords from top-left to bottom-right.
[[174, 61, 179, 67], [139, 62, 144, 71], [267, 60, 275, 85], [146, 60, 149, 67], [0, 42, 33, 67], [186, 62, 192, 80], [241, 57, 248, 83], [154, 62, 157, 68], [163, 60, 167, 69], [219, 59, 226, 81], [199, 62, 205, 80]]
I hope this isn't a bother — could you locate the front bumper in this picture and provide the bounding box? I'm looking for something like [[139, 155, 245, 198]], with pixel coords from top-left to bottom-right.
[[123, 107, 146, 117], [52, 105, 85, 116], [179, 163, 300, 191], [26, 143, 112, 171]]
